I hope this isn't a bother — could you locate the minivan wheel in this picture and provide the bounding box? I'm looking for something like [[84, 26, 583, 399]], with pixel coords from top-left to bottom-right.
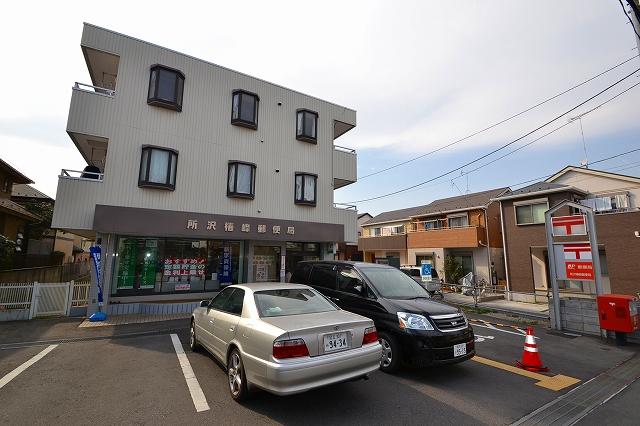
[[228, 349, 249, 402], [378, 332, 401, 373], [189, 320, 199, 351]]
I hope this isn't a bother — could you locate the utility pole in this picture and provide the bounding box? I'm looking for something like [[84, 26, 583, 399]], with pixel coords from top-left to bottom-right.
[[634, 1, 640, 50]]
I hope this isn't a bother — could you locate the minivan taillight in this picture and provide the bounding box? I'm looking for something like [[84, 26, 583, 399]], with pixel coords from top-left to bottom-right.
[[273, 338, 310, 359], [362, 326, 378, 345]]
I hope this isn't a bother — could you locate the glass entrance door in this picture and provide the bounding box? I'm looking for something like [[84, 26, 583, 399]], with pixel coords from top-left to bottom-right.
[[253, 246, 282, 282]]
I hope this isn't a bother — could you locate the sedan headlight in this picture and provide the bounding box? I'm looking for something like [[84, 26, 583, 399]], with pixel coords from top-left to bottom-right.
[[397, 312, 434, 331]]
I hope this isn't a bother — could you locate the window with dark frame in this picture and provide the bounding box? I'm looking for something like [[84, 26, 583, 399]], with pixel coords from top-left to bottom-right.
[[294, 173, 317, 206], [231, 90, 259, 129], [296, 109, 318, 143], [138, 146, 178, 190], [147, 65, 185, 111], [227, 161, 256, 199]]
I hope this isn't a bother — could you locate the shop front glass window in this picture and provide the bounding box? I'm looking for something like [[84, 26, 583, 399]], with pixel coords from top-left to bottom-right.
[[111, 237, 244, 295]]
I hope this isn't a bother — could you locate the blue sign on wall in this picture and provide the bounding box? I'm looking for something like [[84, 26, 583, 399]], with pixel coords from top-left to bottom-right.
[[218, 245, 232, 284]]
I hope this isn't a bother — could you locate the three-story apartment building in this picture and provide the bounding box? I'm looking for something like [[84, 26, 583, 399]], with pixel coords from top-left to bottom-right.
[[51, 24, 358, 313]]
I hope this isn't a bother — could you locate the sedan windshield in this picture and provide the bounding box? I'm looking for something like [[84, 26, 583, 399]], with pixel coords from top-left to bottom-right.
[[359, 267, 429, 299], [254, 288, 338, 317]]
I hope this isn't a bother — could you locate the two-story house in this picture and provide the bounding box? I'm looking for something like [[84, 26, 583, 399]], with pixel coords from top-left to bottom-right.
[[0, 159, 40, 256], [495, 166, 640, 301], [359, 188, 508, 282], [358, 206, 423, 267], [51, 24, 358, 313]]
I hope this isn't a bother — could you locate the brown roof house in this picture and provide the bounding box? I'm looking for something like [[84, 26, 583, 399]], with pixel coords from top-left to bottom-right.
[[495, 166, 640, 302], [359, 187, 509, 283], [0, 159, 40, 269], [0, 159, 40, 261]]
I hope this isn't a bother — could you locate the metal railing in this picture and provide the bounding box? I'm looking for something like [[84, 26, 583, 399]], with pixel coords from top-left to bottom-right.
[[0, 283, 34, 310], [334, 203, 357, 210], [408, 222, 480, 233], [0, 281, 91, 313], [73, 82, 115, 97], [60, 169, 104, 182], [71, 281, 91, 307], [334, 145, 356, 154]]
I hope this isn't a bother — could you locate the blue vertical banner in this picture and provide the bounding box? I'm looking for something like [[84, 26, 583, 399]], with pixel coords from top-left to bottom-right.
[[218, 244, 233, 285], [89, 245, 107, 321]]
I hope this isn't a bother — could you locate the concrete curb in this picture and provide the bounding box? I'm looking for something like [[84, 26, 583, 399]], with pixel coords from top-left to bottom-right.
[[446, 299, 550, 321]]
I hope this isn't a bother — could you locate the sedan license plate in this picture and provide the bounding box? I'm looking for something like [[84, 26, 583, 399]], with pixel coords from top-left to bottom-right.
[[453, 343, 467, 357], [324, 332, 349, 353]]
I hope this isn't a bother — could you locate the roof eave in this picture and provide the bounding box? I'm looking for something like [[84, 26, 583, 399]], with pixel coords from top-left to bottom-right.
[[492, 186, 587, 201]]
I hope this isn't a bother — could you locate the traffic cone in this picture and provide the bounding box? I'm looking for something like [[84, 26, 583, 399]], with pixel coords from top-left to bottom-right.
[[516, 327, 548, 372]]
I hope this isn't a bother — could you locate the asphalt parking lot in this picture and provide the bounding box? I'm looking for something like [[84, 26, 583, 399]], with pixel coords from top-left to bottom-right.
[[0, 315, 638, 426]]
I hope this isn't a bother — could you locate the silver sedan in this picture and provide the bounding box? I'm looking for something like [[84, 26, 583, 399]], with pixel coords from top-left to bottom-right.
[[190, 283, 381, 401]]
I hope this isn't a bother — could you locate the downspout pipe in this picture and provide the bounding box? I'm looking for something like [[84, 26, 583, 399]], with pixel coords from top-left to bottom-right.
[[499, 200, 511, 301], [482, 207, 492, 288]]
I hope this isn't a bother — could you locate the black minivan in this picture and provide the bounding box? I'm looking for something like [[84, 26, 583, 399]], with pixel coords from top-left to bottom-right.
[[290, 261, 475, 373]]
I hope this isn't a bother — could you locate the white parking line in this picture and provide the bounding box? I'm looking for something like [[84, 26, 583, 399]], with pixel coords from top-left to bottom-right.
[[170, 334, 210, 412], [0, 344, 57, 390], [472, 323, 539, 339]]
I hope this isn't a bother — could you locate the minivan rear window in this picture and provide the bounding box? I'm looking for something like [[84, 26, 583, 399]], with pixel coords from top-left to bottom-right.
[[290, 263, 312, 284], [310, 264, 337, 290], [254, 289, 337, 317]]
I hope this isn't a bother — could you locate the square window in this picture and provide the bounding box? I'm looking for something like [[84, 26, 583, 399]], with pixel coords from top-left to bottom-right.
[[227, 161, 256, 199], [138, 146, 178, 190], [147, 65, 185, 112], [295, 173, 317, 206], [231, 90, 259, 129], [515, 202, 547, 225], [296, 109, 318, 143]]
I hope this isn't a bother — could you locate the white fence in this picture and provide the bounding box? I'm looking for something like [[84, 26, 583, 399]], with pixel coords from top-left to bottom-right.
[[0, 281, 91, 320]]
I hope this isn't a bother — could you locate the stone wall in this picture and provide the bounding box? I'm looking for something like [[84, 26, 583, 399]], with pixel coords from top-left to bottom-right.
[[549, 297, 600, 335]]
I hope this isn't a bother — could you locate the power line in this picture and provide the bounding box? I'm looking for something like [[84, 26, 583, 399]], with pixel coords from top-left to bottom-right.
[[358, 54, 640, 180], [507, 147, 640, 189], [347, 67, 640, 204], [451, 80, 640, 180]]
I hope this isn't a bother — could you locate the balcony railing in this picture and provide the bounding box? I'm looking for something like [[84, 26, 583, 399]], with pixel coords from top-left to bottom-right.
[[408, 222, 475, 233], [334, 202, 357, 210], [73, 82, 115, 97], [334, 145, 356, 154], [407, 223, 486, 248], [59, 169, 104, 182]]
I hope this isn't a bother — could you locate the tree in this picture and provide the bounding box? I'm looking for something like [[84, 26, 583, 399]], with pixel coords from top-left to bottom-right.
[[0, 234, 16, 270], [444, 255, 464, 284], [23, 201, 54, 241]]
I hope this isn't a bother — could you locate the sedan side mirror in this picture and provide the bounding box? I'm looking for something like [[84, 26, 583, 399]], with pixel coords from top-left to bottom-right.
[[200, 300, 209, 308]]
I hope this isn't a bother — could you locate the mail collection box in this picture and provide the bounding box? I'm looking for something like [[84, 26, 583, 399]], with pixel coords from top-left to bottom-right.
[[597, 294, 639, 333]]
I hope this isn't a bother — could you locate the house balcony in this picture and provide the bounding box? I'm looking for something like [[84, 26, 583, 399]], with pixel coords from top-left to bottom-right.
[[407, 223, 486, 249], [66, 83, 115, 171], [51, 169, 105, 237], [358, 231, 407, 252], [333, 145, 357, 189], [333, 203, 358, 243]]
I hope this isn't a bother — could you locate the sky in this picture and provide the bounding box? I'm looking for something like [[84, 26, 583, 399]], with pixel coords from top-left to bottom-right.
[[1, 1, 639, 216]]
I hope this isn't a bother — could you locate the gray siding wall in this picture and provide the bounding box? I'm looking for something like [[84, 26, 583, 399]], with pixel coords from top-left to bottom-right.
[[53, 24, 357, 242]]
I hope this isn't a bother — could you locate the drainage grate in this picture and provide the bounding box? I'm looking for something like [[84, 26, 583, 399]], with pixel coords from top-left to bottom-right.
[[0, 327, 189, 350], [512, 354, 640, 425]]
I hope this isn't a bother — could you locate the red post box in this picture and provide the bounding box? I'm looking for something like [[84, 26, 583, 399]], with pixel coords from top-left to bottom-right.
[[597, 294, 639, 333]]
